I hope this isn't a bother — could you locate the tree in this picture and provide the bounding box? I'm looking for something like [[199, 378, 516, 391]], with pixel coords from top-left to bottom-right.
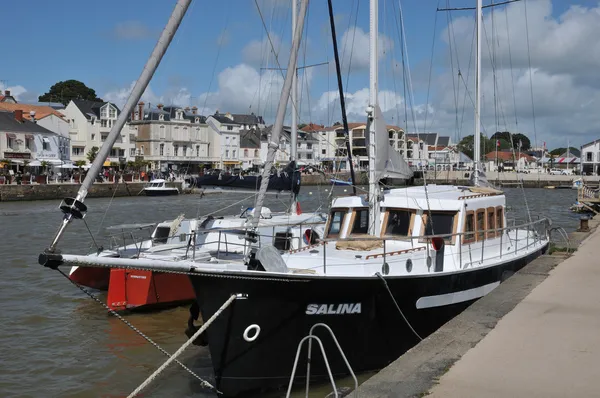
[[490, 131, 531, 151], [457, 134, 493, 161], [297, 123, 307, 130], [38, 80, 103, 105], [74, 160, 87, 171], [512, 133, 531, 151], [333, 121, 341, 126], [86, 146, 99, 164]]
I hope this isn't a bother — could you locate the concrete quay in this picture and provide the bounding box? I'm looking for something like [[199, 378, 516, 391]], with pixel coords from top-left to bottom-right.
[[358, 217, 600, 398]]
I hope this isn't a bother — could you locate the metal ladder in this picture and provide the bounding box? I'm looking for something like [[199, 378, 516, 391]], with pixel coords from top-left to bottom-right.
[[286, 323, 358, 398]]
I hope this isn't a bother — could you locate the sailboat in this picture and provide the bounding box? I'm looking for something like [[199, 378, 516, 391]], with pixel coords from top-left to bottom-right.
[[40, 0, 550, 396], [65, 1, 328, 311]]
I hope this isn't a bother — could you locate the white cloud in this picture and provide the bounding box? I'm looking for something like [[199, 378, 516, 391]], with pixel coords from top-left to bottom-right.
[[103, 82, 159, 109], [0, 82, 37, 103], [313, 88, 405, 126], [428, 0, 600, 147], [198, 63, 285, 119], [242, 33, 286, 67]]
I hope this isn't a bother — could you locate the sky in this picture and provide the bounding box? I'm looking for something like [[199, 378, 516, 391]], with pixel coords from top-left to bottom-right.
[[1, 0, 599, 150]]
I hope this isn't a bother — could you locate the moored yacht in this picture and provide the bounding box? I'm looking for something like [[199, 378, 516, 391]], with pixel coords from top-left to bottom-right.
[[143, 178, 179, 196]]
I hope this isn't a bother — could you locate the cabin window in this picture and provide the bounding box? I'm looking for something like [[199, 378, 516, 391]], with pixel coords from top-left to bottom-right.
[[464, 211, 475, 244], [476, 210, 486, 241], [423, 212, 456, 238], [496, 206, 504, 230], [351, 209, 369, 235], [153, 227, 170, 244], [326, 209, 346, 238], [385, 209, 412, 237], [487, 207, 496, 238]]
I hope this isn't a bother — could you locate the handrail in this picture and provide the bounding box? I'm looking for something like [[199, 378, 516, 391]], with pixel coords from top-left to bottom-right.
[[319, 218, 549, 243]]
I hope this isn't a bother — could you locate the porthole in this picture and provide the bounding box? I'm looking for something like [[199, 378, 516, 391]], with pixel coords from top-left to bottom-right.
[[406, 259, 413, 273], [382, 262, 390, 275]]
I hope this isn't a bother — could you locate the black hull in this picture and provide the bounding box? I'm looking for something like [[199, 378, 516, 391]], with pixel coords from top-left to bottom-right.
[[190, 247, 546, 397], [143, 189, 179, 196]]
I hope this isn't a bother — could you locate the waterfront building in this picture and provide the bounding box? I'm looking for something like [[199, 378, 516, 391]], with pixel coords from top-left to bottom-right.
[[0, 103, 70, 164], [0, 110, 65, 167], [130, 103, 215, 173], [206, 111, 266, 171], [61, 99, 135, 165], [580, 139, 600, 175]]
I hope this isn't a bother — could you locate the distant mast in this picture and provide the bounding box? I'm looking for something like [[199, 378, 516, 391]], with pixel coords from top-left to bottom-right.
[[290, 0, 299, 214], [473, 0, 482, 185]]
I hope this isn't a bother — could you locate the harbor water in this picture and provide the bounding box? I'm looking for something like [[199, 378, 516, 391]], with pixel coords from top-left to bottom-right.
[[0, 187, 580, 397]]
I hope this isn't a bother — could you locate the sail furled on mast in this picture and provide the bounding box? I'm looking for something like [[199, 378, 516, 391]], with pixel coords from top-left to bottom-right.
[[367, 104, 414, 181]]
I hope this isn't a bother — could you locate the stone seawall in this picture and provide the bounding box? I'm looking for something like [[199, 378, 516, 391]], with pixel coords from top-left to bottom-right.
[[0, 182, 150, 202]]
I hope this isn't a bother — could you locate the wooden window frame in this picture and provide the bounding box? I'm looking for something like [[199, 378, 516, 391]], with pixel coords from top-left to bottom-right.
[[325, 208, 348, 238], [348, 207, 369, 237], [486, 207, 496, 239], [475, 209, 486, 242], [381, 208, 416, 239], [419, 211, 460, 245], [463, 210, 476, 244], [495, 205, 504, 232]]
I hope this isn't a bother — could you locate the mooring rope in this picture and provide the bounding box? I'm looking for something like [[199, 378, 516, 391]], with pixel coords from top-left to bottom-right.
[[128, 294, 239, 397], [375, 272, 423, 341], [54, 268, 219, 393]]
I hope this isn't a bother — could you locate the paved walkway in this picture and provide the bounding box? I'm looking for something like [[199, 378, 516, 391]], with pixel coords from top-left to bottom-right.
[[428, 228, 600, 398]]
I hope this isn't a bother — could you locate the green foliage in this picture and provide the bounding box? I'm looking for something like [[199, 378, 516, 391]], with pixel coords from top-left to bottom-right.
[[38, 80, 103, 106], [74, 160, 87, 170], [490, 131, 531, 151], [86, 146, 99, 163], [297, 123, 307, 130], [549, 147, 580, 157], [457, 134, 494, 161]]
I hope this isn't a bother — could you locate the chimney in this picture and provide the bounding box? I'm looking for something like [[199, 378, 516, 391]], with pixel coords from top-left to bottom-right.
[[131, 110, 135, 120], [184, 106, 190, 112], [157, 103, 164, 110], [30, 110, 36, 123], [14, 109, 23, 122], [138, 102, 145, 120], [4, 90, 10, 96], [191, 106, 197, 115]]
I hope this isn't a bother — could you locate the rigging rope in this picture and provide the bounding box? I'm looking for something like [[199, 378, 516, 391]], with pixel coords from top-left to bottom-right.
[[54, 268, 218, 393], [128, 294, 238, 397]]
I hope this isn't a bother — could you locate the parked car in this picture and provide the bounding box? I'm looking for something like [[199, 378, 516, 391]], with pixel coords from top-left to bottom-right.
[[549, 169, 562, 175], [549, 168, 572, 175]]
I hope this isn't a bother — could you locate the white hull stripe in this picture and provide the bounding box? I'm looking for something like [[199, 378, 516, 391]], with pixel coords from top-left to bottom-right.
[[415, 281, 500, 309]]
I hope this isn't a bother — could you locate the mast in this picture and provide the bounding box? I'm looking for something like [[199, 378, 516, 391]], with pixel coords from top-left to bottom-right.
[[43, 0, 192, 254], [367, 0, 380, 235], [290, 0, 298, 164], [327, 0, 357, 195], [252, 0, 308, 226], [567, 139, 570, 172], [473, 0, 482, 185], [290, 0, 299, 213]]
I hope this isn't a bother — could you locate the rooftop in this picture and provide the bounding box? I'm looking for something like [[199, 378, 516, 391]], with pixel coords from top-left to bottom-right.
[[0, 103, 66, 121], [0, 111, 57, 134]]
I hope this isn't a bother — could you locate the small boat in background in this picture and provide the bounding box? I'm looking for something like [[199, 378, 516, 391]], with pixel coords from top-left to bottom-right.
[[330, 177, 352, 186], [143, 179, 179, 196]]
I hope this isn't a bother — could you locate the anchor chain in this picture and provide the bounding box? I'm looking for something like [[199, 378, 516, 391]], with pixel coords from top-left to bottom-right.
[[54, 268, 219, 393]]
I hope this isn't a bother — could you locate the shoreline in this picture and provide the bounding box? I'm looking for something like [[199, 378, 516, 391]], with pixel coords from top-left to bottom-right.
[[0, 172, 590, 202]]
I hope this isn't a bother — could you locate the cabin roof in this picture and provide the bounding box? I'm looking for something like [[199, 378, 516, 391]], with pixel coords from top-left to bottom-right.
[[331, 185, 504, 212]]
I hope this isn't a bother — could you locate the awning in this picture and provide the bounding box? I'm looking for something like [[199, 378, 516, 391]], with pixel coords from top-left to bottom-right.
[[103, 160, 111, 166], [6, 133, 16, 139], [223, 161, 240, 165]]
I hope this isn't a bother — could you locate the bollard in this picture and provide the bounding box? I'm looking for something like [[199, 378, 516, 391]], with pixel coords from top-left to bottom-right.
[[578, 215, 590, 232]]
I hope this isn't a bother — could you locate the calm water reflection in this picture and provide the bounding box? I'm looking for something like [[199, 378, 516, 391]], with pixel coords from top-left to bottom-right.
[[0, 187, 578, 397]]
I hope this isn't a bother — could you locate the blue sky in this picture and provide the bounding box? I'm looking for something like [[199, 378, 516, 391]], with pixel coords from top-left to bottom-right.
[[2, 0, 600, 149]]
